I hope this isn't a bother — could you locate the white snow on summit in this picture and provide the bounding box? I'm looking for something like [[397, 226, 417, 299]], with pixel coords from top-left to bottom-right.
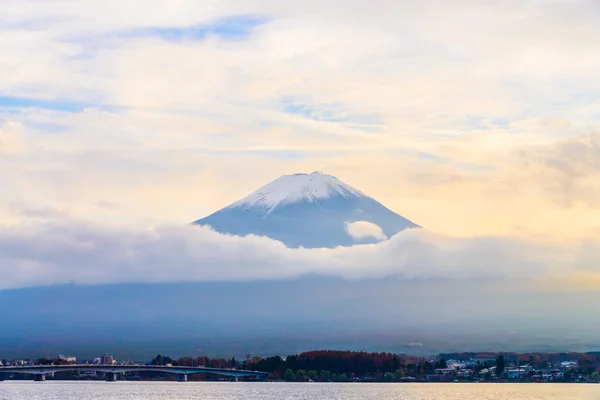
[[227, 171, 365, 211], [194, 171, 421, 248]]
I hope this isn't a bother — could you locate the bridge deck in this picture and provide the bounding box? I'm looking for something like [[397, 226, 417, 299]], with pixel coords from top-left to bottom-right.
[[0, 365, 269, 378]]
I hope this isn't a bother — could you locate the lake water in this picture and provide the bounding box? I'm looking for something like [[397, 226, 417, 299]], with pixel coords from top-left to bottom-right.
[[1, 382, 599, 400]]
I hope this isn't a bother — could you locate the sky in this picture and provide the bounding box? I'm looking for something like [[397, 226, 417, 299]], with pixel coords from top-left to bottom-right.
[[1, 0, 600, 290]]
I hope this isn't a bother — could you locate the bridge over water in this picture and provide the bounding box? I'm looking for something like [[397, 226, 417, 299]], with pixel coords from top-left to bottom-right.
[[0, 365, 270, 382]]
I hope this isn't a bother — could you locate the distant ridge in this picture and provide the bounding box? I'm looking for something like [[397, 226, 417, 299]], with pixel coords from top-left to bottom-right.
[[192, 171, 420, 248]]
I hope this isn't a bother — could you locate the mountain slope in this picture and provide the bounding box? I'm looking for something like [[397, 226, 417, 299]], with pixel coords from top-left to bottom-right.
[[192, 171, 420, 248]]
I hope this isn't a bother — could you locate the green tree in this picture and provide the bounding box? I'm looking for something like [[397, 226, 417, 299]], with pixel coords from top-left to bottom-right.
[[297, 370, 307, 381], [393, 355, 400, 371], [495, 354, 505, 376], [321, 370, 331, 381], [591, 372, 600, 382], [394, 369, 404, 380], [284, 369, 294, 382], [307, 370, 318, 381], [384, 372, 396, 382]]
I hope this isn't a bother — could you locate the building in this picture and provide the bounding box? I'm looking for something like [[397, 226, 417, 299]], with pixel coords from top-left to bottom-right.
[[99, 354, 115, 365], [446, 360, 466, 370], [506, 368, 528, 379], [456, 369, 474, 378], [58, 354, 77, 363], [434, 368, 455, 375], [560, 361, 577, 370]]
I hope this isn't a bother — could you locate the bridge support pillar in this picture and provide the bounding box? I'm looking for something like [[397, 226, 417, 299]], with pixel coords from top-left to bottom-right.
[[106, 373, 118, 382], [34, 374, 46, 382], [176, 374, 188, 382]]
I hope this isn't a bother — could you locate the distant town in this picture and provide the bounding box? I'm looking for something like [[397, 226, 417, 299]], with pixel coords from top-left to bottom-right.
[[2, 351, 600, 383]]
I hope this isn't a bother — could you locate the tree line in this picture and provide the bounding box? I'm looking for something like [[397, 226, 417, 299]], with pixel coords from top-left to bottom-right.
[[246, 350, 451, 381]]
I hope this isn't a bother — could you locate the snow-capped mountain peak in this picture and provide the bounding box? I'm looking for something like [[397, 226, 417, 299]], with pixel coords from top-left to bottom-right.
[[227, 171, 365, 211], [193, 171, 420, 248]]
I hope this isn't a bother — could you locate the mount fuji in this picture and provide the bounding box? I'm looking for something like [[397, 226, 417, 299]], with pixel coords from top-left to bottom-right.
[[192, 171, 420, 248]]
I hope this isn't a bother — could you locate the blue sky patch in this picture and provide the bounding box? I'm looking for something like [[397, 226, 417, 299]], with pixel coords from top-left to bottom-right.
[[0, 96, 123, 114], [128, 15, 269, 42], [281, 97, 383, 126], [0, 96, 90, 112]]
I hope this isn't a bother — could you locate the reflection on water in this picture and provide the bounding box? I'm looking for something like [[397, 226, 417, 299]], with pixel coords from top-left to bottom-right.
[[0, 382, 599, 400]]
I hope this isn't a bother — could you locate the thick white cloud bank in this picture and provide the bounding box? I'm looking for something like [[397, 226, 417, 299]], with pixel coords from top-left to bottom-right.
[[0, 217, 595, 290]]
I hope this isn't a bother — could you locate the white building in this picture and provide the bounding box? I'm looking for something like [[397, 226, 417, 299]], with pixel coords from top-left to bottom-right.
[[446, 360, 466, 370], [58, 354, 77, 363], [560, 361, 577, 369]]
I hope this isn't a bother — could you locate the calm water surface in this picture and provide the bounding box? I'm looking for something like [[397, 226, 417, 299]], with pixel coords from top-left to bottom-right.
[[1, 382, 599, 400]]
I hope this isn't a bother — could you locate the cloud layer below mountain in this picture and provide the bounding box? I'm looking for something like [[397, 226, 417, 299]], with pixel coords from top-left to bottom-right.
[[1, 216, 597, 290]]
